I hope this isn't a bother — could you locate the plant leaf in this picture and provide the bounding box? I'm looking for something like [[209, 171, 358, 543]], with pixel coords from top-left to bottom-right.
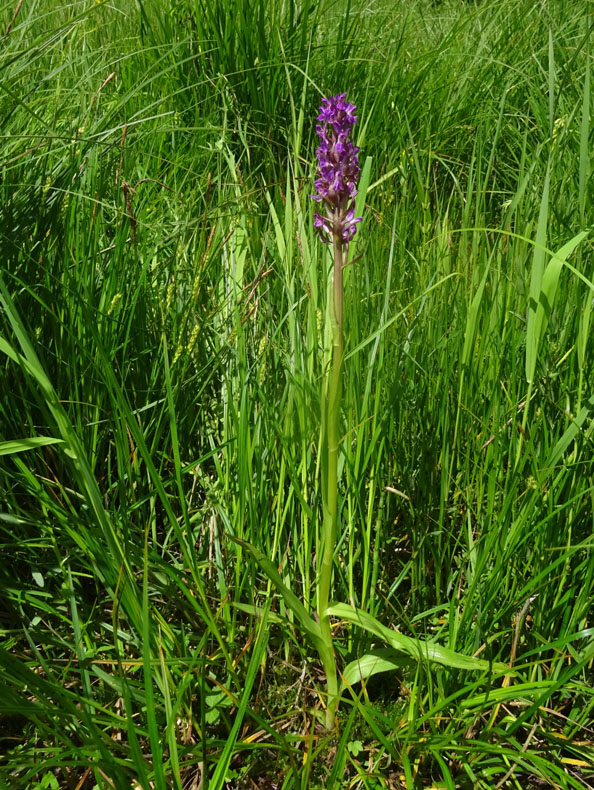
[[525, 160, 551, 385], [340, 648, 411, 693], [231, 601, 285, 625], [328, 603, 510, 674], [229, 536, 322, 646], [0, 437, 64, 456], [529, 231, 588, 382], [526, 227, 587, 384]]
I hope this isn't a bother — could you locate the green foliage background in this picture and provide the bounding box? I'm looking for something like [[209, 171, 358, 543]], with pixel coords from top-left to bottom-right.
[[0, 0, 593, 787]]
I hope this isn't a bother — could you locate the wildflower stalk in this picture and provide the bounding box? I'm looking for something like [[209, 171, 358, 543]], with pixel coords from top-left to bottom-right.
[[232, 93, 503, 733], [312, 94, 361, 730], [317, 235, 345, 730]]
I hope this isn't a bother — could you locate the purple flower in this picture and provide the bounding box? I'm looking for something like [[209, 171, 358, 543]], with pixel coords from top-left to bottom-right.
[[312, 93, 362, 244]]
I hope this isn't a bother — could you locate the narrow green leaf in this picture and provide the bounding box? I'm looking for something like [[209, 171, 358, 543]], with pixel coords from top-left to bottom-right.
[[229, 536, 322, 646], [525, 161, 551, 384], [345, 273, 459, 361], [548, 27, 555, 137], [264, 187, 286, 261], [546, 383, 594, 470], [579, 37, 590, 222], [209, 608, 271, 790], [462, 261, 491, 369], [142, 526, 165, 788], [328, 603, 509, 674], [231, 601, 285, 624], [529, 231, 588, 380], [0, 437, 64, 456], [354, 155, 372, 221]]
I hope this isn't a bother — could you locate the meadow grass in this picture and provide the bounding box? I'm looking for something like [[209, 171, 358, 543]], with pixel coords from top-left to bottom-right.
[[1, 0, 593, 787]]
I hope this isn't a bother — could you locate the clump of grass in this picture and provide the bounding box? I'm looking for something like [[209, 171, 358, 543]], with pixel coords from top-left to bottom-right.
[[1, 0, 593, 788]]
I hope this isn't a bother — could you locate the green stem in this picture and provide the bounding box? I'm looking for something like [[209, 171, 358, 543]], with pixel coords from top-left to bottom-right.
[[317, 233, 344, 730]]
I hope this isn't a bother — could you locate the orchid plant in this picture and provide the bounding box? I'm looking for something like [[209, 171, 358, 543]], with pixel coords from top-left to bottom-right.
[[311, 94, 362, 729], [233, 94, 509, 732]]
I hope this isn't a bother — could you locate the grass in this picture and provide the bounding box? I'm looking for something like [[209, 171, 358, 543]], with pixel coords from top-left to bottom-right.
[[1, 0, 593, 787]]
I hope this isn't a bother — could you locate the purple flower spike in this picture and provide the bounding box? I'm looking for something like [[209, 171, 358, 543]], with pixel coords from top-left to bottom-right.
[[311, 93, 362, 244]]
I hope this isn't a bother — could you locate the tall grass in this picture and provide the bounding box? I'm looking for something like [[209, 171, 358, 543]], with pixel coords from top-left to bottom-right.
[[1, 0, 593, 787]]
